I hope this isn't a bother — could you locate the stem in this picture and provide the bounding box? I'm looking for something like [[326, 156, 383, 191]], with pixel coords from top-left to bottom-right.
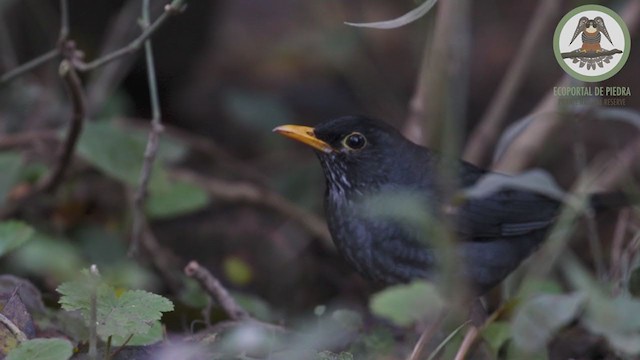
[[0, 49, 60, 83], [75, 0, 186, 72], [129, 0, 165, 256]]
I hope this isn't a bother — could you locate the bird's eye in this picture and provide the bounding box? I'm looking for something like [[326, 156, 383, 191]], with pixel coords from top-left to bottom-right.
[[342, 132, 367, 150]]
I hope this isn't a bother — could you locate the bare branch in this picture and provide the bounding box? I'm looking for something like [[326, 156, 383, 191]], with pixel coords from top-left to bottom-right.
[[58, 0, 69, 42], [0, 49, 60, 83], [130, 0, 166, 256], [463, 0, 559, 166], [38, 59, 86, 194], [170, 168, 333, 249], [74, 0, 186, 72], [184, 261, 250, 321]]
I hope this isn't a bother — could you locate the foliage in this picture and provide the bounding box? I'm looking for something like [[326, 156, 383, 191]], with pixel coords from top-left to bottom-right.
[[6, 338, 73, 360], [369, 280, 444, 327], [57, 271, 174, 341], [0, 220, 34, 258]]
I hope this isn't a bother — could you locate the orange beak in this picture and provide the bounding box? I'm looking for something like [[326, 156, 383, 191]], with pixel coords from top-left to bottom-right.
[[272, 125, 333, 153]]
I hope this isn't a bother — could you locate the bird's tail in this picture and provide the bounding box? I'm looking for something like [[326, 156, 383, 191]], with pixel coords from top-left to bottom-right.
[[589, 192, 638, 211]]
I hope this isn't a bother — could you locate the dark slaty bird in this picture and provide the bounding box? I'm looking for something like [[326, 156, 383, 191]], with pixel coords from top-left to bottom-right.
[[274, 116, 627, 294]]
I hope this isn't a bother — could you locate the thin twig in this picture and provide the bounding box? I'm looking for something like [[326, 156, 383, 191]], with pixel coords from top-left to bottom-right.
[[169, 168, 333, 249], [109, 334, 134, 359], [453, 325, 480, 360], [572, 116, 605, 279], [0, 49, 60, 83], [463, 0, 559, 166], [58, 0, 69, 42], [86, 0, 164, 116], [130, 0, 166, 256], [184, 261, 250, 321], [74, 0, 186, 72], [407, 309, 448, 360], [88, 265, 100, 360], [38, 59, 86, 194], [0, 131, 59, 150], [0, 313, 28, 343], [611, 208, 630, 295]]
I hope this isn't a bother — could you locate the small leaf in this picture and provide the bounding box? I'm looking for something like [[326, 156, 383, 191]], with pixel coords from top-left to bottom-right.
[[511, 292, 586, 352], [345, 0, 437, 29], [369, 281, 444, 326], [223, 256, 253, 286], [0, 221, 35, 258], [6, 338, 73, 360]]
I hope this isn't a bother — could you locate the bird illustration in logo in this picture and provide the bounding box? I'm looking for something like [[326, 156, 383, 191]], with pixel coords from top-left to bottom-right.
[[562, 15, 622, 70], [570, 17, 613, 53]]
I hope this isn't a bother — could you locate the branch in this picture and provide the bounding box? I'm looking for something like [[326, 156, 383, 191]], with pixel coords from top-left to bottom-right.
[[74, 0, 186, 72], [0, 131, 59, 150], [184, 261, 250, 321], [130, 0, 166, 256], [463, 0, 559, 166], [37, 59, 86, 194], [0, 313, 28, 343], [170, 168, 333, 249], [0, 49, 59, 83], [561, 49, 623, 59]]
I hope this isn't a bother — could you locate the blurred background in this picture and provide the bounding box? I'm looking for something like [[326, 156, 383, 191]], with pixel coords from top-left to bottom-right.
[[1, 0, 640, 358]]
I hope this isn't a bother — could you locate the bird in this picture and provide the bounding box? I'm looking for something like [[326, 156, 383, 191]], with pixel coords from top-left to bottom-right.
[[570, 16, 613, 53], [273, 115, 630, 294]]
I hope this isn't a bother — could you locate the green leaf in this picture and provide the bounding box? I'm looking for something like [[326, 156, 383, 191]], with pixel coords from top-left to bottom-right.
[[111, 320, 164, 346], [345, 0, 437, 29], [223, 256, 253, 286], [0, 221, 34, 257], [0, 152, 22, 205], [57, 275, 174, 340], [146, 179, 209, 219], [78, 121, 207, 218], [6, 338, 73, 360], [583, 295, 640, 355], [316, 351, 354, 360], [511, 292, 586, 352], [482, 322, 512, 355], [369, 280, 444, 326], [8, 233, 84, 281]]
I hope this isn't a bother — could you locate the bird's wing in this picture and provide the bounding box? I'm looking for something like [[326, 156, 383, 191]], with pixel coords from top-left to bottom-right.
[[594, 17, 614, 45], [453, 189, 560, 239], [570, 17, 589, 44]]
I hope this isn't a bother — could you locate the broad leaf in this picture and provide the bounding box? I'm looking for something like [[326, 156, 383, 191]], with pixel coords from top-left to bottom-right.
[[369, 281, 444, 326]]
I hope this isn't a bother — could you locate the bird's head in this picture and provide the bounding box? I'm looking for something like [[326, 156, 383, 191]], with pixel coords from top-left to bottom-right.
[[274, 116, 422, 196]]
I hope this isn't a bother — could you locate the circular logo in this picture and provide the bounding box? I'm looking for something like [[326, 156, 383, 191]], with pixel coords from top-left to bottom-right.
[[553, 5, 630, 82]]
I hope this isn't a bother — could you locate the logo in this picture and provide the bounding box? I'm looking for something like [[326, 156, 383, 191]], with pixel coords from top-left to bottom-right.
[[554, 5, 630, 82]]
